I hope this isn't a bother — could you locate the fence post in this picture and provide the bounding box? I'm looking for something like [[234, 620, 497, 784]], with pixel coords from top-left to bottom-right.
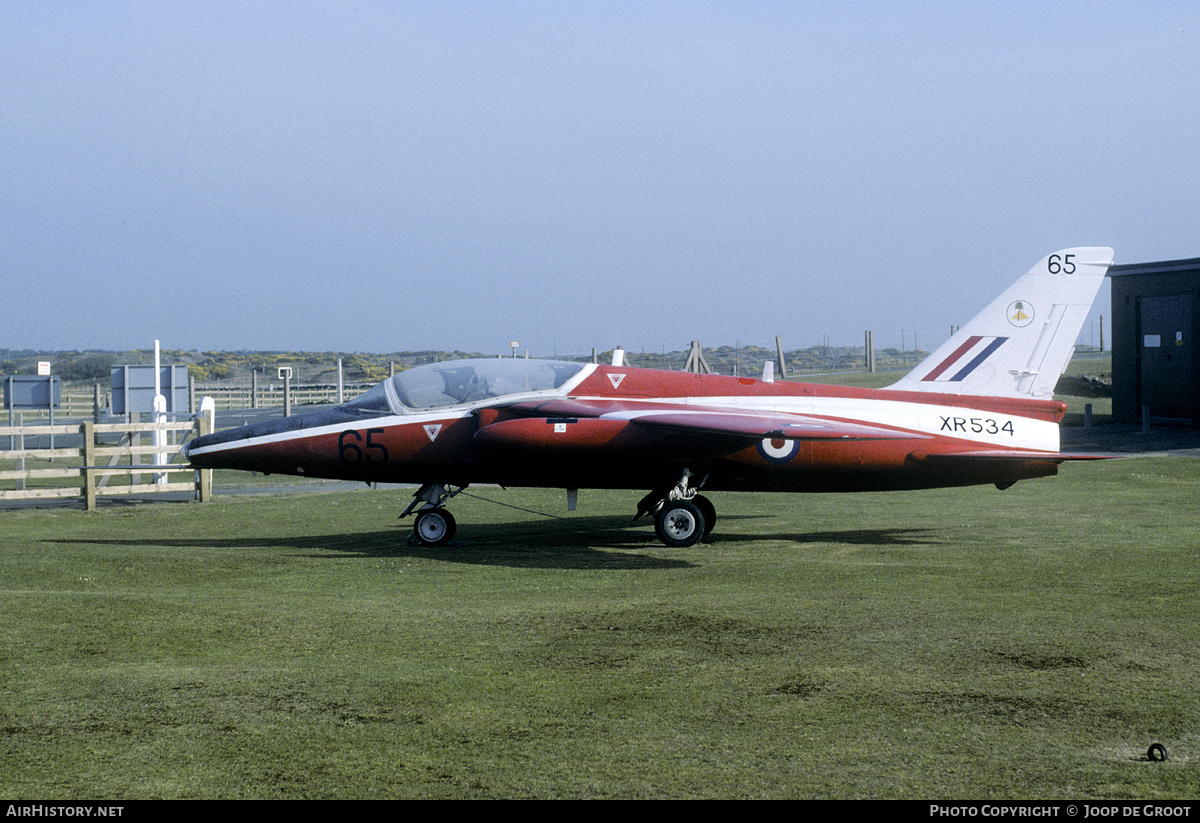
[[130, 421, 141, 487], [13, 411, 25, 491], [195, 412, 213, 503], [82, 421, 97, 511]]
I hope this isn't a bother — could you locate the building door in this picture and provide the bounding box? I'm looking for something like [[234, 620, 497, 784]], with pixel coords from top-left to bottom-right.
[[1137, 294, 1192, 419]]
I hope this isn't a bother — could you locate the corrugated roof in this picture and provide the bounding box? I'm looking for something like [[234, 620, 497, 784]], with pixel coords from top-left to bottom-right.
[[1108, 257, 1200, 276]]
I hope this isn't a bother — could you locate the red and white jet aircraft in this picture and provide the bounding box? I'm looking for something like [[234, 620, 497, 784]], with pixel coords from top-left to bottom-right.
[[183, 247, 1113, 547]]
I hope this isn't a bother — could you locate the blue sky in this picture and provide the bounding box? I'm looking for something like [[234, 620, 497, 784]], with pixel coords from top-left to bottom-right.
[[4, 2, 1198, 357]]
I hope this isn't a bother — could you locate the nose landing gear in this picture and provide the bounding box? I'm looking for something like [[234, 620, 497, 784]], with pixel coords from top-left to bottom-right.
[[402, 484, 465, 546], [413, 507, 457, 545]]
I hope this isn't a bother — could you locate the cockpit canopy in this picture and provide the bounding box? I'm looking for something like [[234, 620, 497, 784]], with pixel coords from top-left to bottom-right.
[[344, 358, 588, 414]]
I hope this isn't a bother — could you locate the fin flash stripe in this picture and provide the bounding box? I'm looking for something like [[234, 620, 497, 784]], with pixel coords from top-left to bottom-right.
[[922, 336, 1009, 383]]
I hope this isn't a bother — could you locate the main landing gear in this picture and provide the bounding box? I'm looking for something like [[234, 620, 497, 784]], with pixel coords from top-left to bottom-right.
[[401, 484, 465, 546], [637, 469, 716, 548]]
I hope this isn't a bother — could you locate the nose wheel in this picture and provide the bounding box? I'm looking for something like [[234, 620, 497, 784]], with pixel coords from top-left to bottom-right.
[[413, 507, 456, 546], [402, 484, 465, 546]]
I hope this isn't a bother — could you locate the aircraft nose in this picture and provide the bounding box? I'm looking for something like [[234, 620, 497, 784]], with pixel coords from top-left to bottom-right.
[[181, 428, 231, 468], [181, 414, 305, 470], [179, 405, 376, 472]]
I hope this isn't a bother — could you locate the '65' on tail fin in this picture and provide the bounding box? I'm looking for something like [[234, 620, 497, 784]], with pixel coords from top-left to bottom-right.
[[889, 247, 1114, 399]]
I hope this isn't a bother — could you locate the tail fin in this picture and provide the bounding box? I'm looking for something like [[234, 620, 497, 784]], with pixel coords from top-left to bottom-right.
[[889, 247, 1114, 398]]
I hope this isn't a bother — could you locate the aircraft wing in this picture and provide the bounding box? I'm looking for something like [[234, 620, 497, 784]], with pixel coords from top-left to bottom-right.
[[596, 409, 920, 441], [498, 398, 921, 442]]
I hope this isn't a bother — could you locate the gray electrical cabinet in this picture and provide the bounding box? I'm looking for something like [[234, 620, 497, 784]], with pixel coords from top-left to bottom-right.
[[111, 365, 190, 415]]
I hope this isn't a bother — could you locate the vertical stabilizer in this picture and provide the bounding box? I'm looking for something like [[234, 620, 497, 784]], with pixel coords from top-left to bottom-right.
[[889, 247, 1114, 398]]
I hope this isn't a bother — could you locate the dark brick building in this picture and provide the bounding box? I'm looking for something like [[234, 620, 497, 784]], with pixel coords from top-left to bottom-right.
[[1108, 257, 1200, 425]]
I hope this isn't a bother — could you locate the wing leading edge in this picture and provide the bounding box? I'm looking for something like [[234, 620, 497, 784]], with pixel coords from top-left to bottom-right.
[[596, 409, 922, 441], [497, 398, 924, 442]]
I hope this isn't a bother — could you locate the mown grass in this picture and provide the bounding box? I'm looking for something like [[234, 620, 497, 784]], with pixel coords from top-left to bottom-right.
[[2, 449, 1198, 799]]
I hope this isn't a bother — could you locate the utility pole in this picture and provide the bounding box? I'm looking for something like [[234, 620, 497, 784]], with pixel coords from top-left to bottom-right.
[[684, 341, 712, 374]]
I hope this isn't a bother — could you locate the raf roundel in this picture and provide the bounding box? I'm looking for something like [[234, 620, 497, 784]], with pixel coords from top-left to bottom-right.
[[757, 437, 800, 463]]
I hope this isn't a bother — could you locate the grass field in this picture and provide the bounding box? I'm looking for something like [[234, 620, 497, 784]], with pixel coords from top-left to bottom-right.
[[7, 354, 1196, 798], [2, 448, 1198, 798]]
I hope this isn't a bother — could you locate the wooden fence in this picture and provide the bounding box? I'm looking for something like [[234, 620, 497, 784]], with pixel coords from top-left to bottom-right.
[[188, 382, 372, 411], [0, 417, 212, 510]]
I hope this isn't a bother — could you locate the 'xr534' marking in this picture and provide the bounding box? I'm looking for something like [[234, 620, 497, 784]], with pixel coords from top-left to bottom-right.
[[940, 416, 1015, 436]]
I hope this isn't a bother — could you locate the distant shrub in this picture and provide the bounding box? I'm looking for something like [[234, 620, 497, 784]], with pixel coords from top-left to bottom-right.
[[57, 354, 119, 382]]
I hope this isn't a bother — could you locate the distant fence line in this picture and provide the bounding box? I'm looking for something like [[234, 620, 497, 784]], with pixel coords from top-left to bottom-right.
[[187, 381, 375, 412], [7, 381, 376, 422]]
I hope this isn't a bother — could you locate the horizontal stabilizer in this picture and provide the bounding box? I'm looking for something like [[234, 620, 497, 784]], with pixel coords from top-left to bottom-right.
[[919, 450, 1116, 463]]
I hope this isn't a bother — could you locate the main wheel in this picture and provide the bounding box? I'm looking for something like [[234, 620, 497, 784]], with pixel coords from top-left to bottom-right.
[[693, 495, 716, 536], [413, 507, 456, 546], [654, 500, 706, 548]]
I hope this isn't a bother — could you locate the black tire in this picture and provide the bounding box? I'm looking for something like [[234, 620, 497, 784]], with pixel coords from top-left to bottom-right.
[[1148, 743, 1168, 762], [693, 495, 716, 536], [654, 500, 706, 548], [413, 508, 456, 546]]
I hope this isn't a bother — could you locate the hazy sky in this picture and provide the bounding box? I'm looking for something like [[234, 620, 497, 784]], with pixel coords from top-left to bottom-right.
[[5, 2, 1198, 358]]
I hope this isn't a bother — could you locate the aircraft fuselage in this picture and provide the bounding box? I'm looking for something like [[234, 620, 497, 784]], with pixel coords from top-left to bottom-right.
[[185, 362, 1065, 494]]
